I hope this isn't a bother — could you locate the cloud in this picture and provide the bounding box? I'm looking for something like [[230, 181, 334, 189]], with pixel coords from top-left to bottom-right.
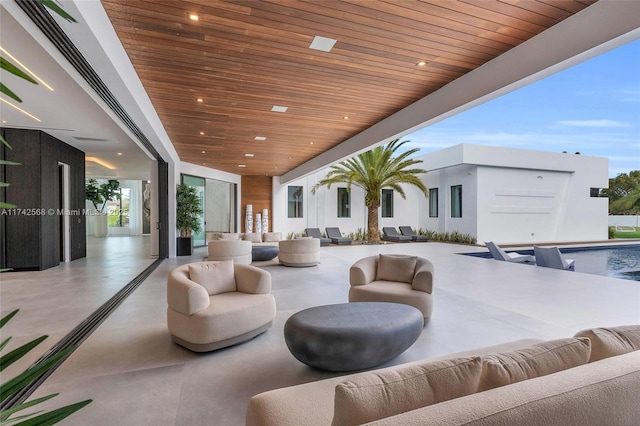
[[555, 119, 632, 128]]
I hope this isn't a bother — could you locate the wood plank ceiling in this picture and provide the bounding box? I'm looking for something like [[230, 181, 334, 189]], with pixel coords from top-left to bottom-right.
[[101, 0, 596, 177]]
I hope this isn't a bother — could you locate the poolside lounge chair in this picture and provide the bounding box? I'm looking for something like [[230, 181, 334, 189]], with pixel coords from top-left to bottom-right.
[[304, 228, 331, 246], [534, 246, 575, 270], [382, 227, 412, 243], [325, 227, 352, 245], [485, 241, 535, 263], [399, 226, 429, 242]]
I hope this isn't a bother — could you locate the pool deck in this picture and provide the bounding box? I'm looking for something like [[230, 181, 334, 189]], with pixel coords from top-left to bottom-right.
[[1, 237, 639, 425]]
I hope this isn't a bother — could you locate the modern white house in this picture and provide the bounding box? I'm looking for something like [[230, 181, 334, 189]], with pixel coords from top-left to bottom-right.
[[273, 144, 609, 244]]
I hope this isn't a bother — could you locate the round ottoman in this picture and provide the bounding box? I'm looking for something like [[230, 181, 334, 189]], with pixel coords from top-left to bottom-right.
[[251, 245, 279, 262], [284, 302, 423, 371]]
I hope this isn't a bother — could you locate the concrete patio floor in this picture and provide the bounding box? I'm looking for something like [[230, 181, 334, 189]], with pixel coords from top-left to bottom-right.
[[1, 236, 638, 425]]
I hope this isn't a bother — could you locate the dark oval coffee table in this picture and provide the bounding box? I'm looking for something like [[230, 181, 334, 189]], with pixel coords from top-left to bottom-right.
[[284, 302, 423, 371]]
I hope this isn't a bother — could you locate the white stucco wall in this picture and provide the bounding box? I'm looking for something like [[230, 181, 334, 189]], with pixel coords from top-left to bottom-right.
[[416, 144, 609, 244]]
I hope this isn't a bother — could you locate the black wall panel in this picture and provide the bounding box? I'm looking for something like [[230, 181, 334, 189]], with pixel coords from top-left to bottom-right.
[[0, 128, 86, 270]]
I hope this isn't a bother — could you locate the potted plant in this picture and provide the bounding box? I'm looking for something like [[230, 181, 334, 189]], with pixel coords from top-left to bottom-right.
[[176, 183, 202, 256], [85, 178, 121, 237]]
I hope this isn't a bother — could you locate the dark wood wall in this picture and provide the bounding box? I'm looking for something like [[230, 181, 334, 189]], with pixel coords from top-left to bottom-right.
[[241, 176, 272, 233], [1, 128, 86, 270]]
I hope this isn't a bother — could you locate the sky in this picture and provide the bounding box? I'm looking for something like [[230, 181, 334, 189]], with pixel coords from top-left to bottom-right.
[[404, 38, 640, 178]]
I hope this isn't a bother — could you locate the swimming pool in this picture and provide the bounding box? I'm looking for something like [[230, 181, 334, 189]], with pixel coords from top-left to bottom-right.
[[467, 244, 640, 281]]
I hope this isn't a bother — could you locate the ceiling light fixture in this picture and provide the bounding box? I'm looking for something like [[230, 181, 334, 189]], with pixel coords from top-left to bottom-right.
[[197, 98, 203, 103], [189, 14, 199, 21], [0, 98, 41, 122], [271, 105, 288, 112], [117, 152, 122, 156], [254, 136, 267, 141], [238, 164, 246, 168], [202, 150, 205, 154], [245, 153, 254, 157], [309, 141, 314, 145], [309, 35, 337, 52], [417, 60, 427, 66], [0, 46, 54, 91], [343, 116, 350, 120], [199, 131, 204, 135], [85, 157, 116, 170]]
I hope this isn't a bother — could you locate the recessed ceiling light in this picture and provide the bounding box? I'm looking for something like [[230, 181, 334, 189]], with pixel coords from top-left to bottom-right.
[[238, 164, 246, 168], [343, 116, 350, 120], [197, 98, 203, 103], [271, 105, 288, 112], [245, 153, 254, 157], [255, 136, 267, 141], [309, 141, 314, 145], [201, 150, 205, 154], [189, 14, 199, 21], [117, 152, 122, 156], [200, 131, 204, 135], [309, 35, 337, 52], [0, 98, 40, 122], [0, 47, 54, 91], [417, 60, 427, 66]]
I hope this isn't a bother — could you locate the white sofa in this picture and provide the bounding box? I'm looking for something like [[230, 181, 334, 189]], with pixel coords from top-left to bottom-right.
[[246, 325, 640, 426]]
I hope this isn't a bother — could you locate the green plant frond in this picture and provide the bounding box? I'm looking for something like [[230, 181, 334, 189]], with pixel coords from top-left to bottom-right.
[[1, 309, 20, 328], [0, 134, 11, 149], [0, 337, 11, 352], [37, 0, 77, 23], [0, 335, 48, 373], [6, 399, 92, 426], [0, 160, 21, 166], [0, 59, 37, 85], [1, 345, 75, 403], [0, 82, 23, 104], [0, 393, 59, 421], [0, 202, 17, 209]]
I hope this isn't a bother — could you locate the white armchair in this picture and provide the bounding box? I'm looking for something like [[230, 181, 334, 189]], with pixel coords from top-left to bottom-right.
[[167, 261, 276, 352], [349, 254, 434, 320]]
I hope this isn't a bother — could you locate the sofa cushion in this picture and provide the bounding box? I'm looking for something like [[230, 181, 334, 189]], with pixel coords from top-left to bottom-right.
[[243, 232, 264, 243], [574, 325, 640, 362], [478, 337, 591, 392], [376, 254, 417, 284], [331, 356, 482, 426], [188, 261, 236, 295], [262, 232, 282, 242], [218, 233, 240, 240]]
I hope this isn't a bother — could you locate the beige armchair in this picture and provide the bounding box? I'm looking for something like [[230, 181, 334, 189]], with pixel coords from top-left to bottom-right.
[[278, 238, 320, 267], [349, 254, 434, 320], [167, 261, 276, 352], [207, 240, 252, 264]]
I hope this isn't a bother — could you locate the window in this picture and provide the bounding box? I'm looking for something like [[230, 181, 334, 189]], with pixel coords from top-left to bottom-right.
[[288, 186, 303, 218], [107, 187, 130, 227], [381, 189, 394, 217], [337, 187, 350, 218], [451, 185, 462, 218], [429, 188, 438, 218], [590, 187, 603, 197]]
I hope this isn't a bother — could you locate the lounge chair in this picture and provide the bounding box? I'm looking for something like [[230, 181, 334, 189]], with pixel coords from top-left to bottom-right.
[[534, 246, 575, 270], [325, 227, 352, 245], [399, 226, 429, 242], [304, 228, 331, 246], [485, 241, 535, 263], [382, 227, 412, 243]]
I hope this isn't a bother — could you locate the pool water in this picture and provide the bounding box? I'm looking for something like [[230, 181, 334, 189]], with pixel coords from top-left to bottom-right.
[[466, 244, 640, 282]]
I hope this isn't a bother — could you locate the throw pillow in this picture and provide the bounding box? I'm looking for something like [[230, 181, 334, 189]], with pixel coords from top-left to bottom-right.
[[478, 337, 591, 392], [331, 356, 482, 426], [574, 325, 640, 362], [218, 233, 240, 240], [376, 254, 417, 284], [242, 232, 263, 243], [262, 232, 282, 242], [188, 261, 236, 295]]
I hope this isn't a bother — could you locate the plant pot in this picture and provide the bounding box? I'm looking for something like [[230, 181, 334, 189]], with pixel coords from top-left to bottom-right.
[[94, 213, 108, 237], [177, 237, 192, 256]]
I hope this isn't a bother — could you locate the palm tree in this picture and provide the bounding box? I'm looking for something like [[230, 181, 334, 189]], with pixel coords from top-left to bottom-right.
[[311, 139, 428, 243]]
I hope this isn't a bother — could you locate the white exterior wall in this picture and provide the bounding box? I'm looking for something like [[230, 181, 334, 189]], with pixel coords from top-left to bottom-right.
[[417, 144, 609, 244], [273, 172, 425, 237]]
